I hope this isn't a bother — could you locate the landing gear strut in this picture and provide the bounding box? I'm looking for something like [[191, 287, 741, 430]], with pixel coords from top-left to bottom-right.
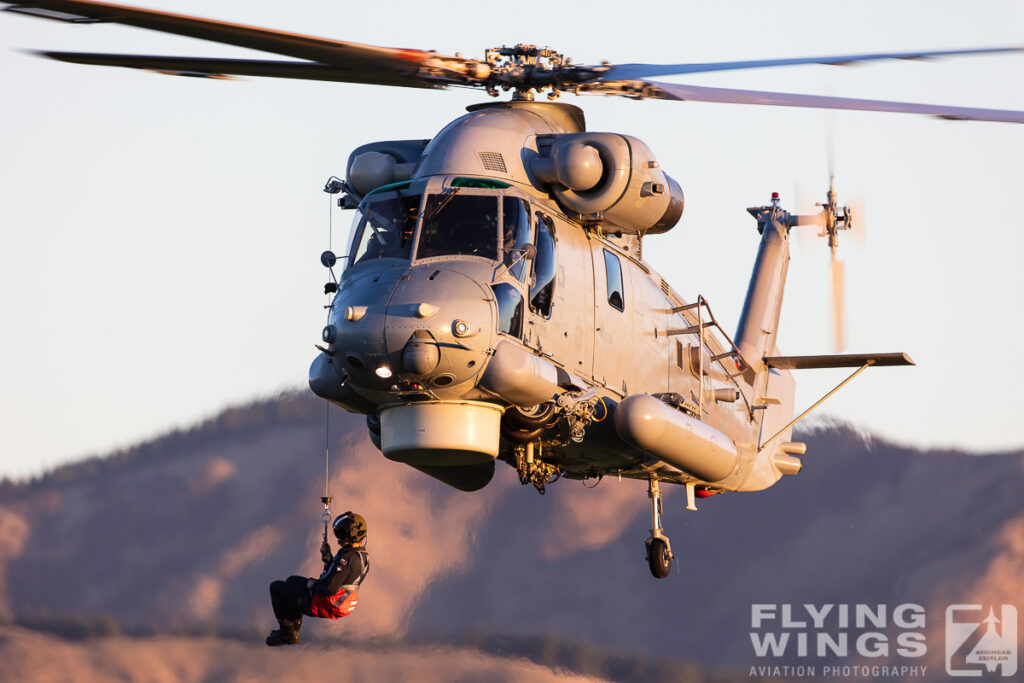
[[644, 477, 673, 578]]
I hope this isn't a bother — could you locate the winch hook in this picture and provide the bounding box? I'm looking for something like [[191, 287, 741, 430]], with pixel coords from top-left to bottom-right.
[[320, 496, 333, 541]]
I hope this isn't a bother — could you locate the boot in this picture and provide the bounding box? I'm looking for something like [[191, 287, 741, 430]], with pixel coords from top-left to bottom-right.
[[265, 618, 301, 646]]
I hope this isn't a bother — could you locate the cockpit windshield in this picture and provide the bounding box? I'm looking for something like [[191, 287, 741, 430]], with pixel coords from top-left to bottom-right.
[[349, 192, 421, 267], [417, 193, 498, 260]]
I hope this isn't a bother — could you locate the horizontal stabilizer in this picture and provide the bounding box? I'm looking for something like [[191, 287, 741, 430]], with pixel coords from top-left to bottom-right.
[[763, 352, 914, 370]]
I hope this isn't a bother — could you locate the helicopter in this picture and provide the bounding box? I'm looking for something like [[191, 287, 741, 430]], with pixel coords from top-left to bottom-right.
[[4, 1, 1023, 579]]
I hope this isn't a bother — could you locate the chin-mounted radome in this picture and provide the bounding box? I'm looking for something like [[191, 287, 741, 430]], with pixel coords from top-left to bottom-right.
[[529, 133, 684, 235]]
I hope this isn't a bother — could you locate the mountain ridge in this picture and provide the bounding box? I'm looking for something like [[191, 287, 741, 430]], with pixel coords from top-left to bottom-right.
[[0, 391, 1020, 679]]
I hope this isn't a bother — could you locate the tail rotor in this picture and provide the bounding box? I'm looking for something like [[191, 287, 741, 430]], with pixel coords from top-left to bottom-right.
[[792, 172, 854, 352], [798, 104, 862, 352]]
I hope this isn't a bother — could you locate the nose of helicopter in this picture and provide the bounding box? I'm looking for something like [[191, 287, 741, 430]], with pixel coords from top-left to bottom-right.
[[381, 264, 495, 390], [313, 261, 496, 402]]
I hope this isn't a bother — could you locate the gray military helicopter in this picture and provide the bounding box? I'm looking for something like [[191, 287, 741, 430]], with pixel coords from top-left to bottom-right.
[[7, 1, 1023, 578]]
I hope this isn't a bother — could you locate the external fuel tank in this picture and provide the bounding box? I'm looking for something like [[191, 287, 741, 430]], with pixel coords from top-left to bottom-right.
[[614, 394, 738, 482]]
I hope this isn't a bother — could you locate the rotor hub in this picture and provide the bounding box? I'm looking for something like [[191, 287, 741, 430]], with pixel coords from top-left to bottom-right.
[[483, 44, 583, 101]]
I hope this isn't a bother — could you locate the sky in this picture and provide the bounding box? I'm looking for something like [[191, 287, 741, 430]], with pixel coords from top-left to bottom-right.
[[0, 0, 1022, 479]]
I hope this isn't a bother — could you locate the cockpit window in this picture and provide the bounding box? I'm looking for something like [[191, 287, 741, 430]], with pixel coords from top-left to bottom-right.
[[501, 196, 532, 281], [529, 214, 556, 317], [417, 193, 498, 260], [349, 193, 421, 267]]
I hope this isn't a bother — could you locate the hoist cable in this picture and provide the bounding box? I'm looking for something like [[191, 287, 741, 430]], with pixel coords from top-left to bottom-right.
[[325, 400, 330, 500], [320, 190, 335, 528]]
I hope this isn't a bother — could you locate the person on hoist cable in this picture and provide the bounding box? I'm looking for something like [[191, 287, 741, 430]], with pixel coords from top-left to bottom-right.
[[266, 511, 369, 646]]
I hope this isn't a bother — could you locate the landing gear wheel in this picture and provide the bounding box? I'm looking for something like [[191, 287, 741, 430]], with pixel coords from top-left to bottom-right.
[[646, 538, 672, 579], [644, 476, 673, 578]]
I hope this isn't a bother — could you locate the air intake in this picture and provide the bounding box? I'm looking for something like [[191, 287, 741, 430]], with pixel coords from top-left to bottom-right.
[[478, 151, 507, 172]]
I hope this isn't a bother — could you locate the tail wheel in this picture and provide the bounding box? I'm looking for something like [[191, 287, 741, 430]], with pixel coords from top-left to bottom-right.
[[646, 538, 672, 579]]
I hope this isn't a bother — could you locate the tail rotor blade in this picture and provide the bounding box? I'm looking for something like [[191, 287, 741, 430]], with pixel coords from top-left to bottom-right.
[[831, 253, 846, 352], [848, 196, 868, 250], [791, 180, 813, 254], [823, 88, 837, 178]]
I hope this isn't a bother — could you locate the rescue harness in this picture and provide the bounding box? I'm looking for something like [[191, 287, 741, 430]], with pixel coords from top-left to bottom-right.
[[308, 547, 370, 619]]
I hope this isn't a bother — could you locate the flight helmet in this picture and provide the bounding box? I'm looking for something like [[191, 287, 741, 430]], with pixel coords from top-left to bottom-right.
[[333, 511, 367, 544]]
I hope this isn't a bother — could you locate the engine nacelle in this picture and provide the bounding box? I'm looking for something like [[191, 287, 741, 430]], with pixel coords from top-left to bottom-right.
[[345, 139, 430, 197], [530, 133, 684, 235]]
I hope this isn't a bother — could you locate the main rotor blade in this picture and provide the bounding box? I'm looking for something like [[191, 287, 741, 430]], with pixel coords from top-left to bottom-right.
[[599, 46, 1024, 80], [605, 80, 1024, 124], [3, 1, 476, 82], [35, 52, 444, 88]]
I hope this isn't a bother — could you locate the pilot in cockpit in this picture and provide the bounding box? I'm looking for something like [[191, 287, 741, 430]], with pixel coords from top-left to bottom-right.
[[361, 208, 416, 261], [501, 213, 518, 267]]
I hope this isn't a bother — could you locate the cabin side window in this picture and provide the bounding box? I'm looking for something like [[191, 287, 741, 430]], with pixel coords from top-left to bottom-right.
[[529, 213, 556, 317], [491, 283, 524, 338], [603, 249, 625, 311]]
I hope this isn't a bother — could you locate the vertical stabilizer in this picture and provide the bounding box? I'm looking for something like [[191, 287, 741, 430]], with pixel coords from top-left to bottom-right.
[[735, 198, 824, 482], [735, 199, 797, 375]]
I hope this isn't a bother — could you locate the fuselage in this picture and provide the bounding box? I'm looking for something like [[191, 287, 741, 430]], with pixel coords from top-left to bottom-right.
[[310, 101, 798, 494]]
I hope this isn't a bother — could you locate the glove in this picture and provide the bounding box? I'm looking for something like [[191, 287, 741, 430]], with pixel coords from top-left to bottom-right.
[[320, 540, 332, 564]]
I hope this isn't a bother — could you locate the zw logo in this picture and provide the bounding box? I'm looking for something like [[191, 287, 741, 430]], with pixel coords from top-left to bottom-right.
[[946, 605, 1018, 677]]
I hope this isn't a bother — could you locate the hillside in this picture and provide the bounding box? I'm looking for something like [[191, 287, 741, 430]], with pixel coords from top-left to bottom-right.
[[0, 392, 1021, 679], [0, 625, 608, 683]]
